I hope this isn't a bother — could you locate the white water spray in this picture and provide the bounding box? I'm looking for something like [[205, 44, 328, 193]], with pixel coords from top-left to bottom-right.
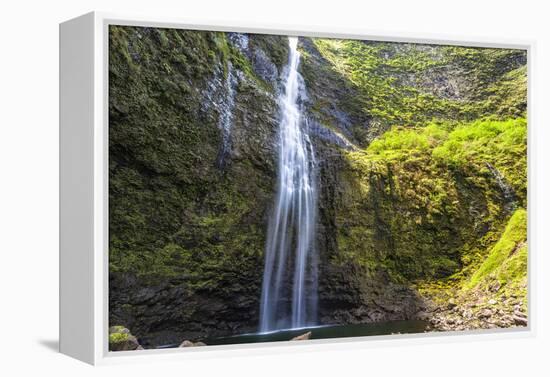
[[259, 37, 318, 332]]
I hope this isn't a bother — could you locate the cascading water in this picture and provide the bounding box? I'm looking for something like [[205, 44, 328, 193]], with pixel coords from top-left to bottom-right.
[[259, 37, 318, 333]]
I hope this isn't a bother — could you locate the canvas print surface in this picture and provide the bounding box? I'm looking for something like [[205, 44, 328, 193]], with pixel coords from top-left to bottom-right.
[[108, 25, 528, 351]]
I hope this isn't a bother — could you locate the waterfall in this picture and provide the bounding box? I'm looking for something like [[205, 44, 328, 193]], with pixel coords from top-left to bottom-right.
[[259, 37, 318, 333]]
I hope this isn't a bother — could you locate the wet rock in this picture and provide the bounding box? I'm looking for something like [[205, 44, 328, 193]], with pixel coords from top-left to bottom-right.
[[108, 26, 528, 348], [227, 33, 249, 52], [307, 118, 356, 149], [485, 162, 517, 213], [291, 332, 312, 341], [251, 48, 279, 86]]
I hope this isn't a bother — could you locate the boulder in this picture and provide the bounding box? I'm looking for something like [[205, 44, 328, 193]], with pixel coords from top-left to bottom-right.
[[478, 308, 493, 319], [291, 332, 312, 341], [109, 326, 142, 351], [179, 340, 207, 347], [415, 311, 431, 321], [513, 315, 528, 326], [462, 309, 473, 320]]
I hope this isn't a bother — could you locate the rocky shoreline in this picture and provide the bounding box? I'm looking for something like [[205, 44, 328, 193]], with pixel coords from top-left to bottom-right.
[[110, 289, 528, 351], [419, 286, 528, 333], [109, 326, 314, 351]]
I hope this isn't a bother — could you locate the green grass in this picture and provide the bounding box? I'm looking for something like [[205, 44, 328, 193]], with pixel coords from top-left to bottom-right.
[[433, 118, 527, 203], [366, 124, 448, 160], [465, 208, 527, 290], [350, 118, 526, 203]]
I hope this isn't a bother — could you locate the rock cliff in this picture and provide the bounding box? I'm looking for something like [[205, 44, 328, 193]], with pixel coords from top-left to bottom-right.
[[108, 26, 527, 348]]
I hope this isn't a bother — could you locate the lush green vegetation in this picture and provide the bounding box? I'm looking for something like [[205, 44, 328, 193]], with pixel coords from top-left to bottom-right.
[[109, 331, 129, 344], [465, 208, 527, 290], [311, 39, 526, 142], [108, 25, 528, 344], [109, 27, 288, 344], [433, 118, 527, 203], [361, 118, 526, 200], [298, 39, 526, 324], [109, 27, 279, 280], [334, 118, 525, 286]]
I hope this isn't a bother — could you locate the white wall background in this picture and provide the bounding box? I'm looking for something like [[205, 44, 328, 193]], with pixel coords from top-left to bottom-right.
[[1, 0, 548, 375]]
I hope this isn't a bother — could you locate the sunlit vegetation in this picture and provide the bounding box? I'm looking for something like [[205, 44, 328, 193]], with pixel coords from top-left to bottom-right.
[[108, 25, 528, 346]]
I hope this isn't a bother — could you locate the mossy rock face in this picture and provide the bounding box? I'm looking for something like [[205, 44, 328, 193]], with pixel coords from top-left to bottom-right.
[[310, 126, 519, 323], [109, 25, 527, 344], [109, 26, 288, 346], [465, 208, 527, 292], [418, 209, 528, 331], [305, 38, 526, 136], [299, 34, 526, 326]]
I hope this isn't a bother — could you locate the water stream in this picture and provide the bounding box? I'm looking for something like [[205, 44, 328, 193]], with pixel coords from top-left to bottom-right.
[[259, 37, 318, 333]]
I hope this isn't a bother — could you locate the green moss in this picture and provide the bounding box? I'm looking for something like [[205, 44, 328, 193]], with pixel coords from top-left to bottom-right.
[[417, 207, 528, 322], [108, 26, 282, 315], [311, 38, 526, 137], [366, 124, 448, 160], [108, 27, 528, 335], [338, 150, 462, 281], [465, 208, 527, 289], [249, 34, 289, 70], [109, 332, 129, 344], [109, 325, 128, 334], [433, 118, 527, 204]]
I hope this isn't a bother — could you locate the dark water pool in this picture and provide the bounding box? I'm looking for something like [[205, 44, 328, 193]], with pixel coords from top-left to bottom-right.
[[201, 320, 429, 346]]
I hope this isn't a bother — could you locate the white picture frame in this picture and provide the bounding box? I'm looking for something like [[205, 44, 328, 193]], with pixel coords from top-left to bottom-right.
[[59, 11, 534, 365]]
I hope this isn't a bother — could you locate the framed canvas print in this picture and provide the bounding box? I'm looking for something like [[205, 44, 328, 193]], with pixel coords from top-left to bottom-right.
[[60, 12, 531, 365]]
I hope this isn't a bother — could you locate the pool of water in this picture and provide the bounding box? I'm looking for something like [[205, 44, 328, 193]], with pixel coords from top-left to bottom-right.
[[201, 320, 429, 346]]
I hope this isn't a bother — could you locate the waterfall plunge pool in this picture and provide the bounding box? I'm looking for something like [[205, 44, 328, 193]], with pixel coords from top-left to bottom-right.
[[205, 321, 430, 345], [154, 320, 430, 348]]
